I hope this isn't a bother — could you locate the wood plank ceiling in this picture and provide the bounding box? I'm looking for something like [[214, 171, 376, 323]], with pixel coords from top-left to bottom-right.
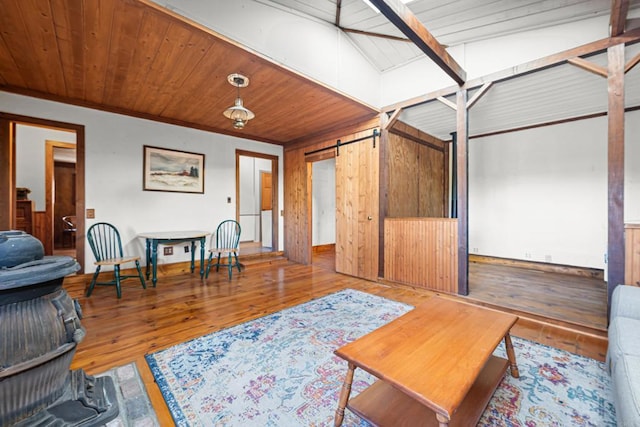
[[0, 0, 379, 145]]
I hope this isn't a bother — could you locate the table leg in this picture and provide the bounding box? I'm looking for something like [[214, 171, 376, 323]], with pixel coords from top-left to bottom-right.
[[190, 240, 196, 273], [334, 363, 355, 427], [199, 237, 205, 278], [504, 333, 520, 378], [145, 239, 151, 280], [151, 240, 158, 287], [436, 413, 450, 427]]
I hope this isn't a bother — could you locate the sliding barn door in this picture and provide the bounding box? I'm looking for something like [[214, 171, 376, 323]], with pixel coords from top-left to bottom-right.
[[335, 130, 379, 281]]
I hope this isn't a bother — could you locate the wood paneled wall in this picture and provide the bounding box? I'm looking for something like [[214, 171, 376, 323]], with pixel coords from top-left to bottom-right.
[[387, 122, 448, 218], [33, 211, 46, 246], [283, 147, 310, 264], [626, 223, 640, 286], [384, 218, 458, 294], [284, 118, 380, 265]]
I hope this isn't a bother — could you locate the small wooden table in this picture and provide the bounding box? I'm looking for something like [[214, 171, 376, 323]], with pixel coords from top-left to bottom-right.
[[334, 297, 519, 427], [137, 231, 209, 286]]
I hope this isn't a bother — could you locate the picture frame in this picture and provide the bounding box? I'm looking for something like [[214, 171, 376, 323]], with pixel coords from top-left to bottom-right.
[[143, 145, 205, 194]]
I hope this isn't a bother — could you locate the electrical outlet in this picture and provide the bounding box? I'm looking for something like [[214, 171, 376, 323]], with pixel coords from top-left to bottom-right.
[[164, 247, 173, 256], [184, 246, 189, 253], [86, 208, 95, 219]]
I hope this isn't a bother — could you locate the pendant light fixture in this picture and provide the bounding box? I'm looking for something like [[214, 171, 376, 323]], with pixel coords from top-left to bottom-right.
[[223, 73, 255, 129]]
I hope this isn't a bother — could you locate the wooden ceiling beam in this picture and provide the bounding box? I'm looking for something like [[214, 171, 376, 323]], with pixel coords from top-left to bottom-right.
[[382, 27, 640, 112], [335, 0, 342, 27], [384, 108, 402, 130], [437, 96, 457, 111], [625, 51, 640, 73], [368, 0, 466, 85], [610, 0, 630, 37], [466, 28, 640, 89], [467, 82, 493, 109], [567, 57, 608, 78], [340, 27, 412, 42]]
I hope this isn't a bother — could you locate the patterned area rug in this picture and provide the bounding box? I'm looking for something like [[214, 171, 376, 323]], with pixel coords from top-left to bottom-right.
[[145, 289, 615, 426]]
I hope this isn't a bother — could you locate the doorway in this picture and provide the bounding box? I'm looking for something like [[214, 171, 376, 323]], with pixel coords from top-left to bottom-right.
[[0, 113, 85, 270], [48, 141, 77, 255], [235, 150, 279, 255], [311, 158, 336, 270]]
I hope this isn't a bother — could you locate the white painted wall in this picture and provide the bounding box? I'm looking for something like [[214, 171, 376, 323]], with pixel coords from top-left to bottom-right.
[[469, 109, 640, 269], [15, 125, 76, 211], [2, 92, 284, 273], [152, 0, 381, 107], [312, 158, 336, 246]]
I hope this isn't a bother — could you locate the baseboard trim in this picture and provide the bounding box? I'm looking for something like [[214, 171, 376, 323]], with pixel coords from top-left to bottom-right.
[[64, 251, 288, 287], [312, 244, 335, 254], [469, 254, 604, 280]]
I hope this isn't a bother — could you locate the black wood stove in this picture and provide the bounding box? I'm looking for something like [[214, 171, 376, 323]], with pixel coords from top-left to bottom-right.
[[0, 230, 118, 426]]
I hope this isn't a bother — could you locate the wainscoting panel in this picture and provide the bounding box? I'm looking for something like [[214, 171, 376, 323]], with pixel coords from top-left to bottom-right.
[[626, 223, 640, 286], [384, 218, 458, 294]]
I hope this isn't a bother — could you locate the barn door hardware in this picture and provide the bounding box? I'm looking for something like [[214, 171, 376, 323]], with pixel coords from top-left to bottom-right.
[[304, 129, 379, 157]]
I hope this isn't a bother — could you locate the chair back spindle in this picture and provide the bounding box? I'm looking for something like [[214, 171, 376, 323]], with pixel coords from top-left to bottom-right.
[[86, 222, 145, 298], [206, 220, 242, 280], [88, 222, 124, 262], [216, 220, 241, 251]]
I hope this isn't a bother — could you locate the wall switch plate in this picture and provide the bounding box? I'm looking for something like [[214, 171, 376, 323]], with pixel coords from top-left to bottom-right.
[[164, 247, 173, 256], [86, 208, 95, 219]]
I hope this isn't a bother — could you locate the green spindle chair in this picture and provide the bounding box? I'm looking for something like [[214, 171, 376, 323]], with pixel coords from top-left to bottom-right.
[[205, 220, 242, 280], [86, 222, 146, 298]]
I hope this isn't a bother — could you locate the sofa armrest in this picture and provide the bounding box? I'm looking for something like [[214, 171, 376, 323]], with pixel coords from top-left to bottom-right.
[[611, 285, 640, 321]]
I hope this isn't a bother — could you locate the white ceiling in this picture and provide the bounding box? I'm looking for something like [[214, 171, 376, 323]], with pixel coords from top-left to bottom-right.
[[399, 43, 640, 140], [268, 0, 640, 72]]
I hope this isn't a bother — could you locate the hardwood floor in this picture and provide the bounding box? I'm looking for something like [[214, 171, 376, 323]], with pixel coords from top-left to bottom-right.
[[239, 241, 273, 255], [62, 252, 608, 425], [467, 261, 608, 331]]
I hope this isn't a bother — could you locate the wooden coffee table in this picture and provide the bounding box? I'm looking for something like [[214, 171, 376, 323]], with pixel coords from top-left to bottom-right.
[[334, 297, 519, 427]]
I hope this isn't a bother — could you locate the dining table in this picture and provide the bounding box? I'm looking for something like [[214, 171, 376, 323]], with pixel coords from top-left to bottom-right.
[[137, 230, 210, 286]]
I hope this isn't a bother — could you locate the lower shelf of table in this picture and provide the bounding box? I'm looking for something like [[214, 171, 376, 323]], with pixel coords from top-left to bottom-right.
[[347, 355, 509, 427]]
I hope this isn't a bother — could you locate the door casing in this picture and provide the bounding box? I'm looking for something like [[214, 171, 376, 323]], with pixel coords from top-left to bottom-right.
[[0, 112, 85, 270]]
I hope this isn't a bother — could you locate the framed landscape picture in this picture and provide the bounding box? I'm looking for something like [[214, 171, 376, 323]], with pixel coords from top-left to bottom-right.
[[143, 145, 205, 194]]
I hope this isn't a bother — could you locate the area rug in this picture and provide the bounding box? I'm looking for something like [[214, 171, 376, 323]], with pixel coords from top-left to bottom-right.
[[145, 289, 616, 426]]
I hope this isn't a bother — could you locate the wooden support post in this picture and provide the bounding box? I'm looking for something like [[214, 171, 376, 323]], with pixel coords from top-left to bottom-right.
[[456, 89, 469, 295], [0, 118, 13, 230], [607, 43, 625, 316], [379, 114, 389, 278]]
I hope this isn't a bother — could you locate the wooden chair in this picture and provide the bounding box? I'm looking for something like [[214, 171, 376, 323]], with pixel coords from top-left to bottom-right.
[[206, 220, 242, 280], [86, 222, 146, 298], [61, 215, 76, 248]]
